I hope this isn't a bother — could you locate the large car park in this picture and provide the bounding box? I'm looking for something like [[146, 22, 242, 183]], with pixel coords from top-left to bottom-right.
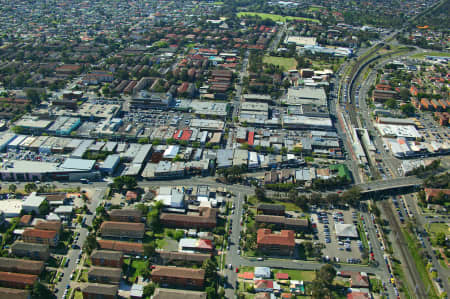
[[312, 207, 365, 263]]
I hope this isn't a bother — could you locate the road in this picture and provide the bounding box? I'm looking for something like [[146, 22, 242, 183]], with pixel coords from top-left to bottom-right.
[[224, 192, 245, 298], [55, 188, 105, 299]]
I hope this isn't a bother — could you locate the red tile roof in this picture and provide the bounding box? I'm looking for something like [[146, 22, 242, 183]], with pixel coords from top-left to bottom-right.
[[0, 271, 37, 286], [275, 273, 289, 280], [257, 229, 295, 247], [238, 272, 254, 280], [23, 228, 57, 239]]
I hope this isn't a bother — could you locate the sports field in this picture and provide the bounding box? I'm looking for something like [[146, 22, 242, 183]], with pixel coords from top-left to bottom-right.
[[263, 55, 297, 71], [237, 12, 319, 23]]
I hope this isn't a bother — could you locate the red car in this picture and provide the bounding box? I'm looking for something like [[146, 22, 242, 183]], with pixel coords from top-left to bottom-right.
[[235, 267, 239, 273]]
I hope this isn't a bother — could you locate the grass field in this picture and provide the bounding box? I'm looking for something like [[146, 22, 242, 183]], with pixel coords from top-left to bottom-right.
[[308, 6, 322, 11], [402, 229, 439, 299], [411, 51, 450, 59], [272, 269, 316, 281], [237, 12, 319, 23], [263, 55, 297, 71], [428, 223, 449, 235]]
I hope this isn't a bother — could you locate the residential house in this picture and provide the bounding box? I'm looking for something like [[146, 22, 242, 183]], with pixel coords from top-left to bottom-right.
[[88, 267, 122, 284], [160, 207, 216, 229], [0, 257, 44, 275], [0, 272, 37, 289], [90, 250, 124, 268], [254, 280, 277, 293], [22, 228, 59, 247], [81, 283, 119, 299], [108, 209, 143, 223], [424, 188, 450, 202], [151, 266, 205, 288], [350, 272, 369, 288], [99, 222, 145, 239], [257, 229, 295, 256], [179, 238, 214, 253], [11, 241, 50, 260], [347, 292, 370, 299]]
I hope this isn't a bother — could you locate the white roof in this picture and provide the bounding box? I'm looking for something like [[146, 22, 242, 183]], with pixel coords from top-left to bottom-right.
[[334, 223, 358, 238], [0, 200, 22, 217], [254, 267, 271, 278], [23, 192, 46, 207], [163, 145, 180, 159]]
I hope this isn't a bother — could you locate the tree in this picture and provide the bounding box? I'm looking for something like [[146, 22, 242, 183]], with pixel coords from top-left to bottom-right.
[[288, 189, 298, 202], [96, 206, 107, 218], [31, 282, 54, 299], [143, 283, 156, 297], [84, 234, 98, 254], [341, 186, 362, 207], [24, 183, 37, 193], [311, 280, 332, 299], [385, 98, 398, 109], [255, 187, 266, 201], [436, 232, 446, 246], [112, 176, 137, 190], [316, 264, 336, 286], [8, 184, 16, 193], [39, 200, 50, 215], [400, 103, 416, 116], [144, 242, 156, 257], [26, 89, 41, 105]]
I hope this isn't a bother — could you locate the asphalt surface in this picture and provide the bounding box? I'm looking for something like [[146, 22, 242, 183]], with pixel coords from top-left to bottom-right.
[[55, 188, 105, 299]]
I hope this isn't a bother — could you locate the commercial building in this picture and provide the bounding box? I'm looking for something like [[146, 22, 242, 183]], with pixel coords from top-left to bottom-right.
[[101, 154, 120, 175], [130, 92, 174, 110], [22, 192, 46, 214], [334, 224, 358, 239], [286, 87, 327, 107], [285, 36, 317, 46], [282, 115, 333, 130], [190, 101, 228, 119]]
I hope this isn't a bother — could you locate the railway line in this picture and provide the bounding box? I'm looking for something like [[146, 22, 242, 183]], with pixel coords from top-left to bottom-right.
[[381, 200, 428, 298]]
